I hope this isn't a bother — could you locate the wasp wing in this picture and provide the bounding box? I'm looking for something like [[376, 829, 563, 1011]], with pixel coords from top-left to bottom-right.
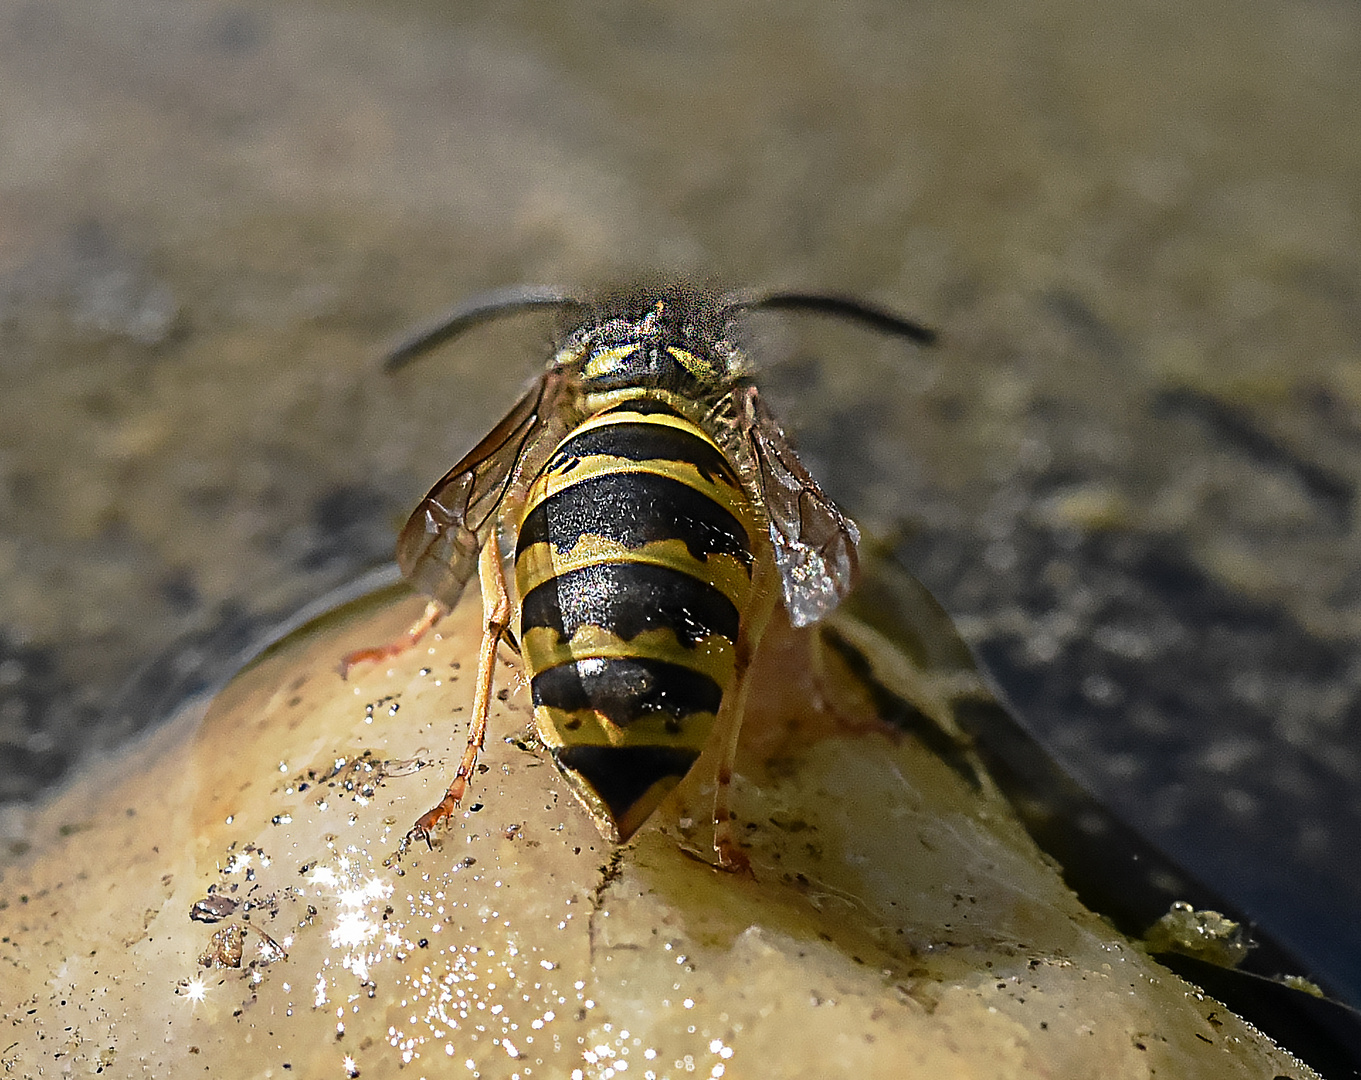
[[396, 371, 572, 609], [721, 385, 860, 627]]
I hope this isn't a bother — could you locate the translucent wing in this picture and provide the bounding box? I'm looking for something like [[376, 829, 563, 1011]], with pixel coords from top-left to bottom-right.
[[721, 384, 861, 627], [396, 370, 573, 609]]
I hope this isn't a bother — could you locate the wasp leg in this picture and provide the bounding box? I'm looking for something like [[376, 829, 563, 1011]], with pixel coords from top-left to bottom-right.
[[339, 598, 447, 678], [408, 537, 511, 847], [803, 627, 879, 733], [709, 552, 780, 875]]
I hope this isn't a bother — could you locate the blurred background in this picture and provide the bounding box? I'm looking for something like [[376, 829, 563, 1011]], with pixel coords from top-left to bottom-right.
[[1, 0, 1359, 1008]]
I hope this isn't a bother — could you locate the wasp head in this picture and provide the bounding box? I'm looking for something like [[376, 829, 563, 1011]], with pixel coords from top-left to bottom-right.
[[556, 289, 748, 397]]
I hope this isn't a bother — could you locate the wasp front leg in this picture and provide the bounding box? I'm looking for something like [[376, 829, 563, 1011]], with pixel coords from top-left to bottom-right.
[[408, 535, 512, 847]]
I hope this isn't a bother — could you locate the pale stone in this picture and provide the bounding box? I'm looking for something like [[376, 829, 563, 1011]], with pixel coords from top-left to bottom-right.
[[0, 584, 1317, 1079]]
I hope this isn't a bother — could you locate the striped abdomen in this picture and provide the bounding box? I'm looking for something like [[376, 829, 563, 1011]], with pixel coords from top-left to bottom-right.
[[514, 396, 757, 840]]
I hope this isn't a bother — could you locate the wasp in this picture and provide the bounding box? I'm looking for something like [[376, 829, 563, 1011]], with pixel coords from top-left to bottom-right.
[[344, 285, 935, 870]]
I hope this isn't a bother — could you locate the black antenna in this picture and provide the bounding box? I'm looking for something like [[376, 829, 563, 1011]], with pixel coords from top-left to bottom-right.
[[722, 289, 938, 346], [383, 285, 586, 372]]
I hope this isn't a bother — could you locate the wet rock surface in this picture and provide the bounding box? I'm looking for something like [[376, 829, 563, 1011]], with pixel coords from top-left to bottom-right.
[[0, 587, 1323, 1078], [2, 0, 1359, 1016]]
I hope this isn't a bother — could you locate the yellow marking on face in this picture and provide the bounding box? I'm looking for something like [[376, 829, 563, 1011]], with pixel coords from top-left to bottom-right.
[[667, 346, 716, 381], [584, 344, 639, 380]]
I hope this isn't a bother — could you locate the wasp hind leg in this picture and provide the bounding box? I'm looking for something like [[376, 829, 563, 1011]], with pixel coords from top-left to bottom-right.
[[407, 537, 512, 849], [708, 555, 780, 875], [339, 598, 447, 678]]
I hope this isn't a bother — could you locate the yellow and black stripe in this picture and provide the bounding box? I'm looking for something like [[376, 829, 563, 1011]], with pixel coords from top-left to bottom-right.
[[514, 395, 758, 839]]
